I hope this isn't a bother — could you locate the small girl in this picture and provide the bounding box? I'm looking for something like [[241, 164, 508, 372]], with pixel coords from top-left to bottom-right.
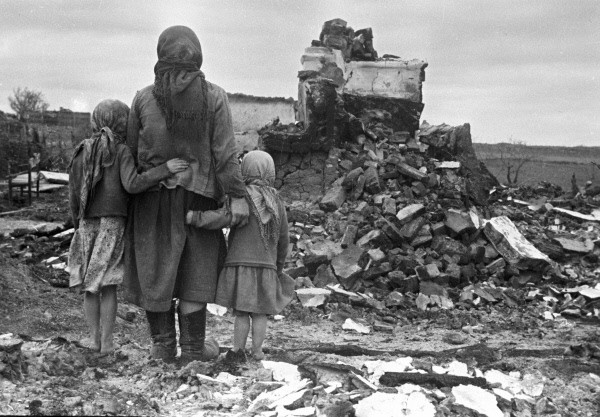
[[69, 99, 188, 355], [186, 150, 293, 362]]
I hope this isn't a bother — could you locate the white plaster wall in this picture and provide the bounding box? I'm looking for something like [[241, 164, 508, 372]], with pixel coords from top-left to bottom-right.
[[343, 59, 427, 102], [229, 98, 296, 132]]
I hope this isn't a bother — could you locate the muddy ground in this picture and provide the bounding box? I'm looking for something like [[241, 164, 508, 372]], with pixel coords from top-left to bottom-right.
[[1, 190, 599, 416]]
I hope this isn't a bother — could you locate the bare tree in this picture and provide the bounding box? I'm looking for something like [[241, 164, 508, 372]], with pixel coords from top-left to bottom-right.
[[498, 138, 531, 186], [8, 87, 49, 121]]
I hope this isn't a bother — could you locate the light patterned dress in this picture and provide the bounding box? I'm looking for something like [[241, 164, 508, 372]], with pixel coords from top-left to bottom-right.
[[69, 217, 125, 293]]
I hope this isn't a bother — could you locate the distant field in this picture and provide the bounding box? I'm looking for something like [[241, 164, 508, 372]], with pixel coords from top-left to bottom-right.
[[473, 143, 600, 191]]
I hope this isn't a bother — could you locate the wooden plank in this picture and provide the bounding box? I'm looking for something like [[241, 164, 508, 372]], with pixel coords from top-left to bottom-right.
[[40, 171, 69, 184]]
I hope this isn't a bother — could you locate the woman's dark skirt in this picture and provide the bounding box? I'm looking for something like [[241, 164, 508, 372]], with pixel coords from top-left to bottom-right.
[[124, 187, 225, 312]]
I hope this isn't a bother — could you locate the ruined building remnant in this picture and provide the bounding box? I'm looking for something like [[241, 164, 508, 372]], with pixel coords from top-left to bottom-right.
[[261, 19, 494, 206], [260, 19, 428, 201]]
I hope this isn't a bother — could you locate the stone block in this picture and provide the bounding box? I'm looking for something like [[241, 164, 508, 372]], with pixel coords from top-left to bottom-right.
[[313, 264, 339, 288], [385, 291, 405, 307], [431, 236, 469, 263], [320, 186, 346, 212], [400, 216, 427, 240], [415, 264, 441, 281], [364, 166, 382, 194], [331, 245, 365, 290], [411, 233, 432, 248], [411, 182, 428, 196], [382, 197, 396, 216], [445, 209, 476, 235], [296, 288, 331, 307], [356, 229, 382, 248], [392, 274, 420, 293], [396, 162, 427, 181], [342, 167, 364, 189], [303, 253, 329, 275], [382, 219, 403, 243], [363, 262, 392, 281], [341, 224, 358, 248], [396, 203, 425, 225], [367, 248, 386, 262], [483, 216, 552, 271]]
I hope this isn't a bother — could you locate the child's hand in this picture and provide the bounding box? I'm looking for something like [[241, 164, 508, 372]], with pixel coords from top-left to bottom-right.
[[166, 158, 189, 173], [185, 211, 194, 225]]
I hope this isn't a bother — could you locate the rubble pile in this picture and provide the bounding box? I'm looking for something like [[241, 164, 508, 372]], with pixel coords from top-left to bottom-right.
[[279, 117, 600, 321], [254, 20, 600, 325]]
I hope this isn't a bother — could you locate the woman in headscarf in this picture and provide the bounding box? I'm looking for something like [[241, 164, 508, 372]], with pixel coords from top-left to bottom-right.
[[125, 26, 249, 364], [68, 99, 188, 355], [190, 150, 291, 363]]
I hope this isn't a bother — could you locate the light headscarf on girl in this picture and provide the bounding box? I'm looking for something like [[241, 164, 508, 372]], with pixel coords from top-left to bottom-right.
[[70, 99, 129, 218], [241, 150, 282, 249]]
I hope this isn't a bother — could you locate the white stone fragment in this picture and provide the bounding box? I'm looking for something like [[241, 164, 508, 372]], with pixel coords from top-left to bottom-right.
[[452, 384, 503, 417], [521, 373, 545, 397], [261, 361, 302, 383], [295, 288, 331, 307], [484, 369, 522, 395], [342, 318, 371, 334], [354, 389, 435, 417], [364, 357, 413, 384]]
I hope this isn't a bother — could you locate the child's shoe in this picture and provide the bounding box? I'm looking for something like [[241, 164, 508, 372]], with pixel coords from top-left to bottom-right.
[[224, 349, 247, 364]]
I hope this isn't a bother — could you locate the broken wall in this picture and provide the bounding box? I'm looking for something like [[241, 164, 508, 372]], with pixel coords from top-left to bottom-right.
[[228, 93, 296, 132]]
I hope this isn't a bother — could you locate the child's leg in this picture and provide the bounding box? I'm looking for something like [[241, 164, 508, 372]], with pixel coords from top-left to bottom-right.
[[233, 310, 250, 352], [99, 285, 117, 354], [251, 314, 267, 360], [83, 291, 101, 351]]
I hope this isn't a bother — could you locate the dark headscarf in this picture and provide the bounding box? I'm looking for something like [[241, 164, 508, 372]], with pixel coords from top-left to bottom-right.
[[152, 25, 208, 131], [70, 99, 129, 218]]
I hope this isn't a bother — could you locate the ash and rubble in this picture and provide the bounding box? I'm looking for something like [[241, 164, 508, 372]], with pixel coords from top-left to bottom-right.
[[1, 18, 600, 417]]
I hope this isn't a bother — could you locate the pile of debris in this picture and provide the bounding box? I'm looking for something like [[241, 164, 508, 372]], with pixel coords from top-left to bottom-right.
[[253, 19, 600, 325]]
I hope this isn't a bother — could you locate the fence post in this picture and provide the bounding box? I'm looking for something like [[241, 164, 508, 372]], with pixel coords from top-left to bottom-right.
[[27, 166, 32, 206]]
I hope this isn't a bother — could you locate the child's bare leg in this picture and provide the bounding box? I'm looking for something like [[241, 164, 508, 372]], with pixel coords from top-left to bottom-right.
[[83, 291, 101, 351], [233, 311, 250, 352], [99, 285, 117, 354], [251, 314, 267, 360]]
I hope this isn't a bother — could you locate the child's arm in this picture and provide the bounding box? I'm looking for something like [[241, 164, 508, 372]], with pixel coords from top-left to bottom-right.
[[119, 147, 188, 194], [276, 204, 289, 274], [126, 93, 141, 160], [68, 169, 80, 230], [68, 150, 82, 230]]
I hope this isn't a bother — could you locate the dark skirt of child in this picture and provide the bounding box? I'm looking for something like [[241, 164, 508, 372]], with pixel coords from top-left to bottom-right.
[[68, 216, 125, 293], [215, 266, 294, 315], [123, 187, 226, 312]]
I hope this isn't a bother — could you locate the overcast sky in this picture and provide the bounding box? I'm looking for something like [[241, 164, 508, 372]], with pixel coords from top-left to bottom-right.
[[1, 0, 598, 146]]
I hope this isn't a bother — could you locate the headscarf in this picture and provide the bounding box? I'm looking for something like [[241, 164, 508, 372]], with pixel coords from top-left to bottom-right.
[[152, 25, 208, 131], [70, 99, 129, 218], [241, 150, 282, 249]]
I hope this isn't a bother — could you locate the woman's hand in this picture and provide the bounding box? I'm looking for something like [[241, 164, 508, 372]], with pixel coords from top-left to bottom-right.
[[166, 158, 189, 173]]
